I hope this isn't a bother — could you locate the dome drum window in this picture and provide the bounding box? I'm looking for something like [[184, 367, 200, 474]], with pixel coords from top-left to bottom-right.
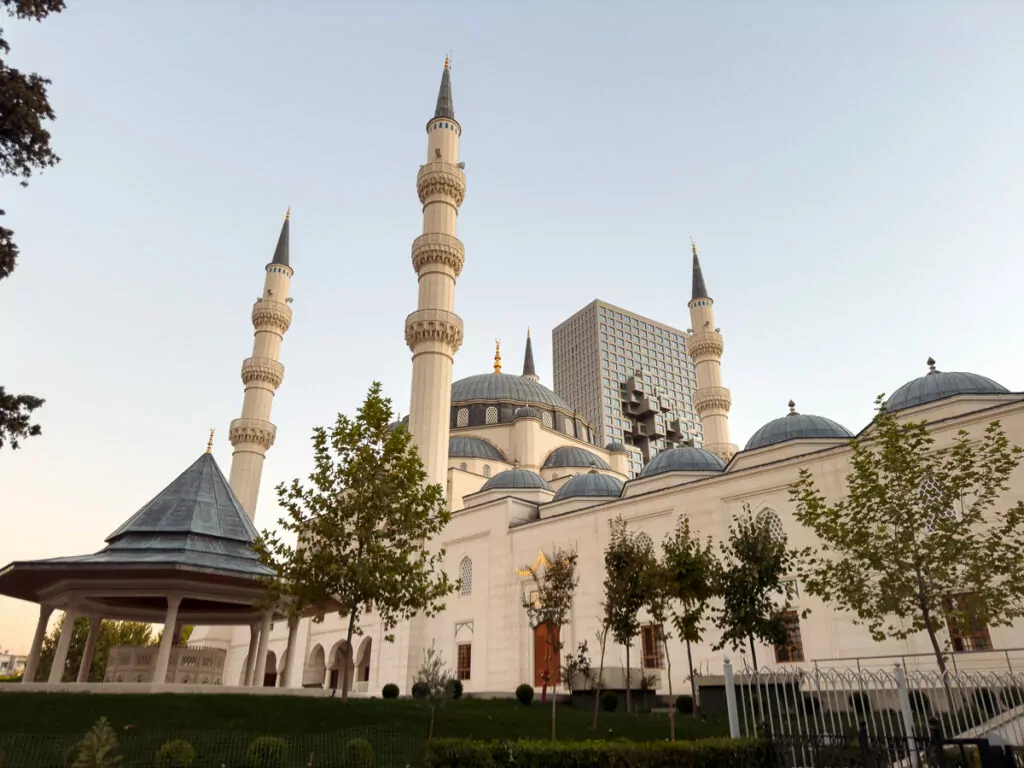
[[456, 408, 469, 427], [485, 406, 498, 425], [541, 412, 553, 429]]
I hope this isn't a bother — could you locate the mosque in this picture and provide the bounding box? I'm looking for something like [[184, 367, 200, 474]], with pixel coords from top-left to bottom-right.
[[5, 59, 1024, 694]]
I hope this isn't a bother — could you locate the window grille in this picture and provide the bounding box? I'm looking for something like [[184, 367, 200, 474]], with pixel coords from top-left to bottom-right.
[[641, 623, 665, 669], [457, 643, 472, 680], [542, 412, 552, 428], [482, 465, 491, 478], [460, 557, 472, 597], [945, 592, 993, 652], [756, 509, 785, 543], [774, 610, 805, 663], [457, 408, 469, 427]]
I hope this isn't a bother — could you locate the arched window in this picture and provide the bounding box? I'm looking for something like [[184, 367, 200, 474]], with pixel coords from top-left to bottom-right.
[[483, 464, 491, 478], [457, 408, 469, 427], [541, 412, 552, 429], [565, 419, 575, 437], [636, 532, 653, 553], [460, 557, 473, 597], [485, 406, 498, 425], [756, 509, 785, 543], [920, 473, 954, 529], [459, 462, 468, 471]]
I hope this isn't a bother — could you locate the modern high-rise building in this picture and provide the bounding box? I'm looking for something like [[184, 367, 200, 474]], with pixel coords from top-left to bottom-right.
[[552, 299, 703, 475]]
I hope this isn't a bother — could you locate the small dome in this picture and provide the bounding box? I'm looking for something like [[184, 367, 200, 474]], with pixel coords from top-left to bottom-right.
[[745, 401, 853, 451], [451, 373, 571, 410], [553, 473, 623, 501], [885, 359, 1009, 412], [514, 406, 541, 420], [449, 436, 506, 462], [638, 446, 725, 478], [481, 468, 552, 492], [388, 415, 410, 432], [604, 441, 628, 453], [542, 446, 611, 470]]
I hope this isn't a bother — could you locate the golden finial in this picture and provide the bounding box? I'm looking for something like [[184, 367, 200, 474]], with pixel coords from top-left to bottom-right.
[[444, 54, 450, 70], [527, 327, 531, 338], [493, 338, 502, 374], [285, 206, 291, 221], [690, 235, 698, 257], [206, 428, 215, 454]]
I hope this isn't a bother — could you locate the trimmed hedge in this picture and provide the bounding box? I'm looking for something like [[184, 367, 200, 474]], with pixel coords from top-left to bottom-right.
[[424, 737, 770, 767]]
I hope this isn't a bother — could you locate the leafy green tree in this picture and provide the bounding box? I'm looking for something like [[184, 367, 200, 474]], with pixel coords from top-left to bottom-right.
[[522, 546, 579, 741], [790, 397, 1024, 675], [256, 382, 456, 700], [36, 616, 153, 682], [154, 625, 193, 647], [662, 516, 719, 717], [642, 555, 677, 738], [413, 642, 453, 740], [0, 0, 67, 451], [603, 516, 656, 713]]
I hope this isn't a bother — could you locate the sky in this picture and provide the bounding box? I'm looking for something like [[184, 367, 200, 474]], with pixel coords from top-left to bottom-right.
[[1, 2, 1023, 654]]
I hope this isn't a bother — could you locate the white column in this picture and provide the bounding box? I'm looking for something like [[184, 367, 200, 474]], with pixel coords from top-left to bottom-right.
[[282, 614, 304, 689], [251, 610, 273, 687], [152, 596, 182, 686], [22, 604, 53, 683], [48, 607, 80, 684], [76, 616, 103, 683], [243, 622, 259, 686]]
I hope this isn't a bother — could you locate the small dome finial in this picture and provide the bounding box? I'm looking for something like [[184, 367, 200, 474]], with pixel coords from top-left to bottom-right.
[[206, 428, 215, 454], [788, 400, 797, 414], [690, 235, 698, 257], [444, 54, 450, 70], [927, 356, 937, 373], [493, 338, 502, 374], [285, 206, 290, 221]]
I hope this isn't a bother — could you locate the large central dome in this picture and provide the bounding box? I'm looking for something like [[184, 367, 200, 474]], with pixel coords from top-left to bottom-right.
[[451, 373, 571, 410]]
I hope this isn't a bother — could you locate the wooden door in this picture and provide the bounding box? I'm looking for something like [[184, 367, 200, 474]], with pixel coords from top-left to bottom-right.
[[533, 623, 561, 687]]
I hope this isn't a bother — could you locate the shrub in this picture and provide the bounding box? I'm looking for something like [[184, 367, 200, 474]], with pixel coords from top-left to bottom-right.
[[600, 691, 618, 712], [423, 737, 770, 767], [411, 681, 429, 700], [70, 717, 121, 768], [246, 736, 287, 768], [157, 739, 196, 768], [446, 679, 463, 700], [342, 738, 374, 768], [381, 683, 399, 699], [675, 694, 694, 714], [908, 689, 931, 716], [515, 684, 534, 706]]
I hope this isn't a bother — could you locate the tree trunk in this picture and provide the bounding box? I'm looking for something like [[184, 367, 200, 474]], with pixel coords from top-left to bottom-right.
[[340, 610, 356, 701], [922, 605, 956, 712], [551, 666, 557, 741], [592, 627, 608, 731], [625, 639, 632, 714], [686, 638, 698, 717], [665, 638, 675, 741], [749, 634, 765, 726], [550, 629, 558, 742], [429, 705, 435, 740]]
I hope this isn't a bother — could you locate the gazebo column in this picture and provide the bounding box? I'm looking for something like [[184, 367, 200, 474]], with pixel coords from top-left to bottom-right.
[[153, 596, 182, 686], [22, 604, 54, 683], [251, 610, 273, 687], [48, 606, 80, 684], [76, 616, 103, 683], [282, 614, 303, 688], [243, 622, 259, 686]]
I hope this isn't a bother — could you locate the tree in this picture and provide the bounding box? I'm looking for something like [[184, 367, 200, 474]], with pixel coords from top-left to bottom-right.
[[642, 554, 677, 738], [154, 624, 193, 647], [713, 504, 800, 672], [0, 0, 66, 451], [560, 640, 592, 695], [413, 642, 453, 740], [662, 516, 719, 717], [35, 616, 153, 682], [603, 516, 655, 713], [790, 396, 1024, 675], [522, 546, 579, 741], [590, 606, 611, 731], [256, 381, 456, 700]]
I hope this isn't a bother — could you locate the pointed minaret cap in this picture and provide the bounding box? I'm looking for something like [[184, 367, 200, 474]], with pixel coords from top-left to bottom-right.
[[691, 237, 709, 301], [493, 338, 502, 374], [271, 208, 290, 268], [522, 328, 539, 382], [434, 56, 455, 120]]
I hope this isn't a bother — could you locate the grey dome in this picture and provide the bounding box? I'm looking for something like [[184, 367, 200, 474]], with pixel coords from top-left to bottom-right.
[[514, 406, 541, 420], [542, 446, 611, 470], [452, 373, 571, 410], [745, 406, 853, 451], [638, 446, 725, 478], [449, 436, 506, 462], [481, 468, 552, 492], [553, 472, 623, 501], [605, 441, 627, 453], [886, 366, 1009, 413]]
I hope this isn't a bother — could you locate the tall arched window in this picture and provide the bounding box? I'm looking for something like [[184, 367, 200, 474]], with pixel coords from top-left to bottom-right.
[[483, 464, 491, 478], [460, 557, 473, 597], [456, 408, 469, 427], [485, 406, 498, 425], [756, 509, 785, 542]]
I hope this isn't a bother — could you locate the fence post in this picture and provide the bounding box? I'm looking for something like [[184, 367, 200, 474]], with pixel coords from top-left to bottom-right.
[[895, 663, 920, 767], [724, 656, 741, 739]]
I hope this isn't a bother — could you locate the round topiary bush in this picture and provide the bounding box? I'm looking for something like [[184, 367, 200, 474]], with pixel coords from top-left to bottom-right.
[[446, 678, 463, 699], [157, 739, 196, 768], [601, 691, 618, 712], [381, 683, 399, 699], [675, 694, 694, 714], [342, 738, 374, 768], [516, 683, 534, 706], [411, 681, 429, 700], [246, 736, 287, 768]]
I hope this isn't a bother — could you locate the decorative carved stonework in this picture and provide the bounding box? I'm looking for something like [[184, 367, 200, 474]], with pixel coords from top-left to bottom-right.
[[229, 417, 277, 450], [687, 330, 724, 361], [241, 357, 285, 389], [251, 299, 292, 335], [405, 308, 464, 353], [694, 385, 732, 414], [411, 232, 465, 277], [417, 162, 466, 207]]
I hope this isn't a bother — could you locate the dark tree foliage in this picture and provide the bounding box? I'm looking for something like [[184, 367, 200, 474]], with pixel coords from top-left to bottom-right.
[[34, 615, 153, 682], [0, 385, 44, 449]]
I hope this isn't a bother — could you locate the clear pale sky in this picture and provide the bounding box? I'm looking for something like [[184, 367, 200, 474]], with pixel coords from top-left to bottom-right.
[[1, 2, 1022, 654]]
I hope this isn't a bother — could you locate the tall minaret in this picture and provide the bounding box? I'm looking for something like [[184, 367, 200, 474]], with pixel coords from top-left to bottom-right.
[[228, 210, 293, 519], [406, 57, 466, 487], [687, 240, 737, 461], [522, 329, 539, 383]]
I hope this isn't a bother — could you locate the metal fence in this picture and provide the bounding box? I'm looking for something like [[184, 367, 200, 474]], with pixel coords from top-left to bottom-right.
[[0, 724, 423, 767]]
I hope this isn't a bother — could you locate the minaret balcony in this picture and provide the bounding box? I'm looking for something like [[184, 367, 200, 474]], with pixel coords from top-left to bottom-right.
[[411, 233, 465, 277], [241, 357, 285, 389], [417, 162, 466, 207], [694, 386, 732, 414], [687, 329, 724, 361], [405, 308, 464, 353], [229, 417, 277, 450], [251, 299, 293, 335]]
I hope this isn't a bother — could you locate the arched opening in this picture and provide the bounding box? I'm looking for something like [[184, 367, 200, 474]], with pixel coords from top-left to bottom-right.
[[355, 637, 372, 684], [263, 650, 278, 687], [327, 640, 354, 691], [304, 643, 326, 688]]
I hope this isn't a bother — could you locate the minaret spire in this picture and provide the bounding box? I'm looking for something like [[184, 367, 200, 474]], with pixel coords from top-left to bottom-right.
[[522, 328, 539, 383], [686, 239, 736, 461], [227, 209, 294, 519], [434, 55, 455, 119]]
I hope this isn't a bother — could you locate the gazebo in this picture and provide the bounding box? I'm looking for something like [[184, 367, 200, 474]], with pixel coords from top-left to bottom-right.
[[0, 446, 303, 689]]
